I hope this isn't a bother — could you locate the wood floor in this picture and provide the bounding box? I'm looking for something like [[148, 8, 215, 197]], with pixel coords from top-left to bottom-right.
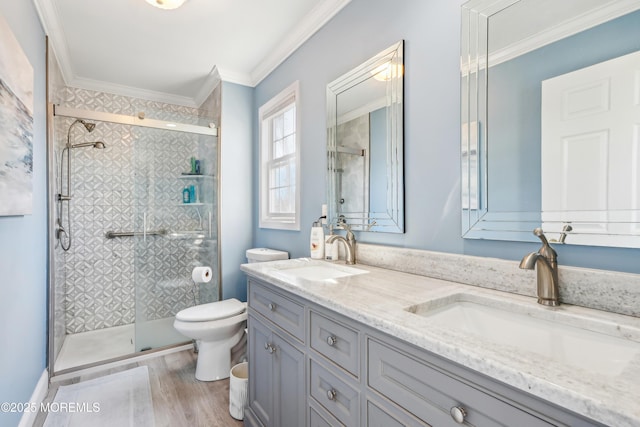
[[34, 349, 244, 427]]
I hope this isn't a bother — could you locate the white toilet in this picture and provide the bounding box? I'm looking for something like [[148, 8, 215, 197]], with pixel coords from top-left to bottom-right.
[[174, 248, 288, 381], [174, 298, 248, 381]]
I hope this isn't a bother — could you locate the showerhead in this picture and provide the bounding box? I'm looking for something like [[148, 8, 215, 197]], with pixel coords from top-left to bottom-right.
[[70, 141, 106, 149], [79, 120, 96, 133]]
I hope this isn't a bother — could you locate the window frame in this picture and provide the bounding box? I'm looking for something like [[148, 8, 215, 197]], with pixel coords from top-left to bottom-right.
[[258, 81, 301, 230]]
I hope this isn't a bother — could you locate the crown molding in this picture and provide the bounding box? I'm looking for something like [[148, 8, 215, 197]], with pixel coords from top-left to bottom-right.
[[216, 67, 254, 87], [337, 97, 387, 125], [33, 0, 74, 86], [192, 67, 222, 108], [489, 0, 640, 68], [462, 0, 640, 75], [249, 0, 352, 86]]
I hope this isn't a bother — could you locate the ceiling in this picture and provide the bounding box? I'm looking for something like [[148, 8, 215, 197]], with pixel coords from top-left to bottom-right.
[[34, 0, 351, 107]]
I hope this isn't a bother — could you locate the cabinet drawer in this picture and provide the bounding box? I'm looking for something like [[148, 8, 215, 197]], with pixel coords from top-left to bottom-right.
[[367, 339, 553, 427], [367, 400, 414, 427], [310, 310, 360, 377], [310, 399, 344, 427], [310, 359, 360, 427], [248, 280, 305, 342]]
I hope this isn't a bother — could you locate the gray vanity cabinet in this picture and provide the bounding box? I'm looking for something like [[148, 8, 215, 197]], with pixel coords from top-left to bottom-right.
[[245, 281, 306, 427], [245, 276, 604, 427]]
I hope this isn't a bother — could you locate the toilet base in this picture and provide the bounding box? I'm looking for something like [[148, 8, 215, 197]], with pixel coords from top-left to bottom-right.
[[194, 327, 246, 381]]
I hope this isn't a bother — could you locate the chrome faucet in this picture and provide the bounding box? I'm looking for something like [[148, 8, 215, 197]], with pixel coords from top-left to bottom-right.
[[327, 221, 356, 265], [519, 228, 560, 307]]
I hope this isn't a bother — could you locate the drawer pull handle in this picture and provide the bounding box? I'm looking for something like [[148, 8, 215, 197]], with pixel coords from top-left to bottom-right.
[[326, 335, 337, 346], [450, 406, 467, 424], [326, 389, 337, 401], [268, 303, 276, 311], [264, 343, 275, 354]]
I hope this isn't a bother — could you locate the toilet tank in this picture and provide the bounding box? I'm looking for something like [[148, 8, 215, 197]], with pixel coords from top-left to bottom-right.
[[246, 248, 289, 263]]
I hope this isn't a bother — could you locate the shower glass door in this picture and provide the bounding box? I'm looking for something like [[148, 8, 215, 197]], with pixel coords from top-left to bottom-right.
[[132, 125, 219, 352]]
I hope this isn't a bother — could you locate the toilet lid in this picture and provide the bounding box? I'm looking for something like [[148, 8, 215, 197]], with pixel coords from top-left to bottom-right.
[[176, 298, 245, 322]]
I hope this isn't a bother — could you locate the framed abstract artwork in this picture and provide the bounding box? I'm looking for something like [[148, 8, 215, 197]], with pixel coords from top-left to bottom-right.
[[0, 12, 34, 216]]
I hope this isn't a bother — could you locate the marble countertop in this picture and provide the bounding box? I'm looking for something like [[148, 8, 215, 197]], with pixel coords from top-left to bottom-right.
[[241, 258, 640, 427]]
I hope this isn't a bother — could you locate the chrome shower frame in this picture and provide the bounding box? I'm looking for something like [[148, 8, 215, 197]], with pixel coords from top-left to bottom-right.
[[47, 103, 220, 378]]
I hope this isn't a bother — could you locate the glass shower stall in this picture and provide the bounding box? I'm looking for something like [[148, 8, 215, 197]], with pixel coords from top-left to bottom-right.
[[48, 101, 220, 373]]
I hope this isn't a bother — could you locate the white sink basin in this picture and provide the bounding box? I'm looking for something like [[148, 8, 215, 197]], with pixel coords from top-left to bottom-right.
[[274, 262, 368, 281], [406, 293, 640, 376]]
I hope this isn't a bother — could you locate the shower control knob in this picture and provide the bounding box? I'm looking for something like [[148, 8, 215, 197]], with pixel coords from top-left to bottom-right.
[[268, 303, 276, 311], [450, 406, 467, 424], [327, 336, 337, 346], [326, 389, 337, 401]]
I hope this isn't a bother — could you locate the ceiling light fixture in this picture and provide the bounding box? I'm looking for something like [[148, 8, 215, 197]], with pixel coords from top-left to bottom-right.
[[145, 0, 187, 10]]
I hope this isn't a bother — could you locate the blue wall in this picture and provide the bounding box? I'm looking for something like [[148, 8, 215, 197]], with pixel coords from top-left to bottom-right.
[[0, 2, 47, 427], [221, 82, 254, 301], [253, 0, 640, 274]]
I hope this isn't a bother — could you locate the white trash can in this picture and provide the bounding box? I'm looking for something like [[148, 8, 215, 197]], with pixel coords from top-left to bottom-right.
[[229, 362, 248, 420]]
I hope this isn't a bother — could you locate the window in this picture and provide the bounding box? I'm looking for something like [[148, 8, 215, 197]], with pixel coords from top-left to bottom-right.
[[259, 81, 300, 230]]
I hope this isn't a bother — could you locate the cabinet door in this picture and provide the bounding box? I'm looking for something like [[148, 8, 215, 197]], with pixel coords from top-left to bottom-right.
[[272, 332, 306, 427], [248, 315, 274, 427]]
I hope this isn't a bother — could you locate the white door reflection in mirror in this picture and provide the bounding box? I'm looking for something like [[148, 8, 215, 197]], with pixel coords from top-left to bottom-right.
[[542, 49, 640, 247]]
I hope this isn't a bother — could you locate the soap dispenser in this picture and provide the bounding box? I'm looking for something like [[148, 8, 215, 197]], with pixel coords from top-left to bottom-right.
[[325, 224, 338, 261], [310, 220, 325, 259]]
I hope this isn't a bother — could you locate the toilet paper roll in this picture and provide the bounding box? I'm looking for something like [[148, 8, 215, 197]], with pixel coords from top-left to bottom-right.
[[192, 266, 212, 283]]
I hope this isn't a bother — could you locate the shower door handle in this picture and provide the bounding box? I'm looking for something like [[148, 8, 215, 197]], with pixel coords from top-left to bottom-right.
[[105, 230, 167, 239]]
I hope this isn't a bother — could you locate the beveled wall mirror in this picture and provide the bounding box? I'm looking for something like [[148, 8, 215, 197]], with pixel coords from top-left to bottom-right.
[[327, 41, 404, 233], [461, 0, 640, 247]]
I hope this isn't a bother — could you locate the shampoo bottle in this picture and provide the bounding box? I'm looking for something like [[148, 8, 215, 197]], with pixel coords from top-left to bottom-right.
[[310, 220, 325, 259]]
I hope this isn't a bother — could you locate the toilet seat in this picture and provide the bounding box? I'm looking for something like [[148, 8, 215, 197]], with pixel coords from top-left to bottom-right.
[[176, 298, 245, 322]]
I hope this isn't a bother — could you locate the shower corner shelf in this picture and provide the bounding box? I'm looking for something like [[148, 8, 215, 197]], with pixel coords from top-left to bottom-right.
[[178, 202, 206, 206]]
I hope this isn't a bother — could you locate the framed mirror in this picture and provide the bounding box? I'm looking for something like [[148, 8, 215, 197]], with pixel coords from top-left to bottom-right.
[[461, 0, 640, 247], [326, 41, 404, 233]]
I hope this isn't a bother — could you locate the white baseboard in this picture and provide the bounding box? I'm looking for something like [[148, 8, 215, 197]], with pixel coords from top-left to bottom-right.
[[18, 369, 49, 427]]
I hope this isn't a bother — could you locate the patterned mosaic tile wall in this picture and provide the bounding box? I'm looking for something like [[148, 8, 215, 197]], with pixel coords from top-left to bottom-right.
[[337, 115, 370, 217], [53, 88, 219, 334]]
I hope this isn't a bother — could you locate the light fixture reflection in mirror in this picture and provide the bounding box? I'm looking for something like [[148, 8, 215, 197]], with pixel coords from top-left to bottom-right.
[[327, 41, 404, 233], [460, 0, 640, 248], [371, 63, 404, 82], [145, 0, 187, 10]]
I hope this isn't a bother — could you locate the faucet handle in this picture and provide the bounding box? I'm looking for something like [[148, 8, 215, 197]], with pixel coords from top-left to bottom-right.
[[338, 218, 352, 232], [342, 222, 356, 241], [533, 228, 549, 245], [533, 228, 557, 260]]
